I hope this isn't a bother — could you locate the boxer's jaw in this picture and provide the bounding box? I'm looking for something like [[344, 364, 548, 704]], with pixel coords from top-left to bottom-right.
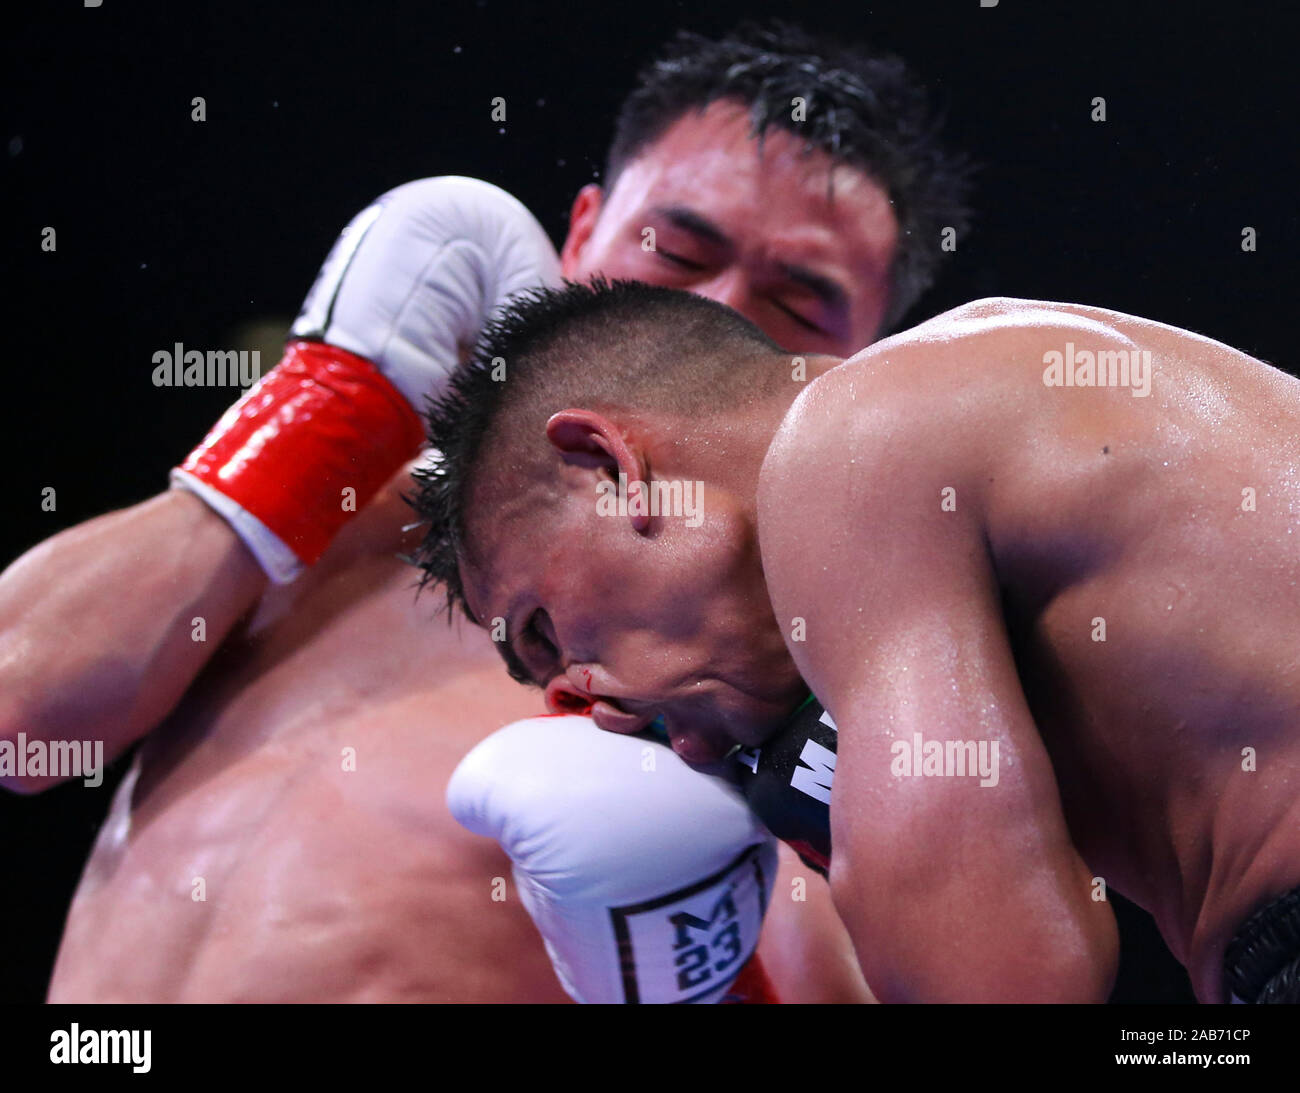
[[574, 646, 801, 763], [559, 98, 898, 357], [657, 671, 806, 761]]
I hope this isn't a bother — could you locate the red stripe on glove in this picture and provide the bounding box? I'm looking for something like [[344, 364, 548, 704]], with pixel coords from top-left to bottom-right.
[[178, 340, 426, 565]]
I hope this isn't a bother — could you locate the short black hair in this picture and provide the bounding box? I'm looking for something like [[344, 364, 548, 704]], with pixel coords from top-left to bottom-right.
[[605, 20, 972, 330], [409, 278, 784, 621]]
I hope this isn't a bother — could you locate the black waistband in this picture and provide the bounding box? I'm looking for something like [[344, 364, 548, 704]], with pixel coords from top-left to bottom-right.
[[1224, 885, 1300, 1003]]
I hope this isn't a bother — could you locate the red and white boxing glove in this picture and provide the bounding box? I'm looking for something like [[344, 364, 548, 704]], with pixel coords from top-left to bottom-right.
[[172, 176, 561, 582], [448, 714, 779, 1004]]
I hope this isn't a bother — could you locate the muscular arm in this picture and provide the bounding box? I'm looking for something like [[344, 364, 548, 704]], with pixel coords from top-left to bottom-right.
[[757, 343, 1117, 1002], [758, 842, 876, 1003], [0, 490, 266, 792]]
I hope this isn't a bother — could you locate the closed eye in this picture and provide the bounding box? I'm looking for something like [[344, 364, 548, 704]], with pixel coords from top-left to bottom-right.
[[773, 298, 823, 334], [657, 249, 706, 272]]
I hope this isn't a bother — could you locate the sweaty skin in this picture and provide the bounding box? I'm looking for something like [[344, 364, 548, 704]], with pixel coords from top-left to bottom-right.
[[562, 99, 898, 353], [19, 104, 894, 1003], [47, 465, 570, 1002], [461, 295, 1298, 1002], [42, 465, 865, 1002], [758, 298, 1300, 1002]]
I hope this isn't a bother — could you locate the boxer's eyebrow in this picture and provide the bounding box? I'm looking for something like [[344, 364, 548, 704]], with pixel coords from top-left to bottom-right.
[[653, 205, 846, 308], [653, 205, 731, 248]]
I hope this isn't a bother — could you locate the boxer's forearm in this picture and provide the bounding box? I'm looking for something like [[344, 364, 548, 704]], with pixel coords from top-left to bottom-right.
[[0, 489, 266, 792], [758, 843, 875, 1003], [830, 842, 1117, 1002]]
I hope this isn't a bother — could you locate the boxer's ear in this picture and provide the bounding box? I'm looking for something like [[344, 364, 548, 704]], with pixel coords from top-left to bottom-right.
[[545, 409, 651, 533], [559, 185, 603, 278]]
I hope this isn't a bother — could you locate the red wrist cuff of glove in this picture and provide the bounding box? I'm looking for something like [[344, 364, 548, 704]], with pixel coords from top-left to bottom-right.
[[722, 954, 781, 1004], [177, 339, 426, 566]]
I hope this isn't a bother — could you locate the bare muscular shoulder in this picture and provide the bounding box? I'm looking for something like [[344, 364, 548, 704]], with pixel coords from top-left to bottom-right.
[[757, 296, 1300, 1000], [49, 457, 570, 1003], [758, 297, 1134, 663], [755, 298, 1147, 1001], [757, 294, 1219, 595]]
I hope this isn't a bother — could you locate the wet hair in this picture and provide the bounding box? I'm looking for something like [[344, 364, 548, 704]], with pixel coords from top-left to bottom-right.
[[603, 19, 972, 330], [410, 277, 784, 619]]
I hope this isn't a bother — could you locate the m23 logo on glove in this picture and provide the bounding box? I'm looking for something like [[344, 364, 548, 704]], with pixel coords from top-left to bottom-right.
[[609, 843, 771, 1004], [670, 888, 744, 991]]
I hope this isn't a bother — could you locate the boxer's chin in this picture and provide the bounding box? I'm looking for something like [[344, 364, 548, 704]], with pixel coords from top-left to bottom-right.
[[721, 678, 809, 742], [662, 686, 794, 759], [667, 733, 734, 767]]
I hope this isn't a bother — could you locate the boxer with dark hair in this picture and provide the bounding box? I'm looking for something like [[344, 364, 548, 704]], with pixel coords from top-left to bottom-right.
[[601, 20, 968, 333], [1, 22, 966, 1002], [416, 279, 1300, 1004]]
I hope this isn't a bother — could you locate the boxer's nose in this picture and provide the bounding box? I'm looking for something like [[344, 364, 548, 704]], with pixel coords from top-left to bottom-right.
[[695, 269, 757, 321]]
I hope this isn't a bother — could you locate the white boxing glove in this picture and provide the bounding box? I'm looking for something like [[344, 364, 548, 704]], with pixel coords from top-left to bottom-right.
[[449, 715, 778, 1004], [289, 175, 561, 403], [173, 176, 560, 582]]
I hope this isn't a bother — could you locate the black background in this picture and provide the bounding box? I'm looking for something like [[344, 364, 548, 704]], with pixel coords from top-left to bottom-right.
[[1, 0, 1295, 1003]]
